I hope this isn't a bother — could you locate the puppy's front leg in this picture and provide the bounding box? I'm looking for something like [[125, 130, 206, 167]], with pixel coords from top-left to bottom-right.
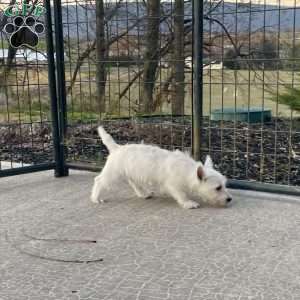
[[166, 185, 200, 209]]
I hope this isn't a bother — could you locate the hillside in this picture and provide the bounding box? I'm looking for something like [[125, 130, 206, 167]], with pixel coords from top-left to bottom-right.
[[1, 2, 299, 40]]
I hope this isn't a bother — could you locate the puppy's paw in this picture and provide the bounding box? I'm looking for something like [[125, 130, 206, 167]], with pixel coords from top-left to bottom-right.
[[91, 196, 107, 204], [135, 191, 154, 199], [181, 200, 200, 209], [143, 192, 154, 199], [90, 197, 99, 204], [91, 197, 100, 204]]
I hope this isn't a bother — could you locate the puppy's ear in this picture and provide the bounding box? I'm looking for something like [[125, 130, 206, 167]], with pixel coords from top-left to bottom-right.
[[204, 155, 213, 169], [197, 165, 205, 180]]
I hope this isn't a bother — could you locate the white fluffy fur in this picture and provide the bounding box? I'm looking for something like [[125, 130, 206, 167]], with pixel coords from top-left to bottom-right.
[[91, 126, 232, 209]]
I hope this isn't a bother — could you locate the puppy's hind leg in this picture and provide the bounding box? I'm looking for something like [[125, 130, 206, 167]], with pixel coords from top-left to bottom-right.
[[91, 174, 106, 203], [90, 162, 117, 203], [128, 180, 152, 199]]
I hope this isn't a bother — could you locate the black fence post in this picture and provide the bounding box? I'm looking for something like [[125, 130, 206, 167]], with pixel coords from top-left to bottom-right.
[[53, 0, 69, 176], [192, 0, 203, 161], [44, 0, 66, 177]]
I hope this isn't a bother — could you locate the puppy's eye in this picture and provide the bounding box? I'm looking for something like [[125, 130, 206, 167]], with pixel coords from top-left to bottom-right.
[[216, 185, 222, 191]]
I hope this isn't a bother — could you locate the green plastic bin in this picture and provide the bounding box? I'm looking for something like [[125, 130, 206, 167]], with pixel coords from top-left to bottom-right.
[[211, 107, 272, 123]]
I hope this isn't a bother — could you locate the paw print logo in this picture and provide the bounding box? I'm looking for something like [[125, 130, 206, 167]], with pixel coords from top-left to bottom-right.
[[3, 16, 44, 48]]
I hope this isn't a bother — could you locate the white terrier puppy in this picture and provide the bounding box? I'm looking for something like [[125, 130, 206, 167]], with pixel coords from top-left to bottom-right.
[[91, 126, 232, 209]]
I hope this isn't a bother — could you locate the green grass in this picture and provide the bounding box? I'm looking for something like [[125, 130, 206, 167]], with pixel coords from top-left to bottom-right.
[[201, 69, 300, 117], [67, 111, 99, 121], [0, 68, 299, 123], [0, 110, 47, 123]]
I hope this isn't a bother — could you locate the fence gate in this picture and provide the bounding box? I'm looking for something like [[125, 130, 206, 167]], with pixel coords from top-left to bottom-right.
[[0, 1, 299, 197], [0, 0, 57, 177]]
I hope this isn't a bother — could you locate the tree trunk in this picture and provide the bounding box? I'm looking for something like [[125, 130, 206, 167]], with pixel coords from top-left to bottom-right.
[[140, 0, 160, 114], [0, 0, 19, 91], [95, 0, 106, 113], [171, 0, 185, 115]]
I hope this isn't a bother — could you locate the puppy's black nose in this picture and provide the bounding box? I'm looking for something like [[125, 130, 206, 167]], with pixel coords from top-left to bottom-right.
[[226, 197, 232, 203]]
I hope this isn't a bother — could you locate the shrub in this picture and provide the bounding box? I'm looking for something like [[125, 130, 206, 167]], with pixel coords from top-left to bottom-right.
[[273, 86, 300, 113]]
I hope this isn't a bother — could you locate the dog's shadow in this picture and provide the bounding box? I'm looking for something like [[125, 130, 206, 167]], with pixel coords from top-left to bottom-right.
[[97, 181, 230, 209]]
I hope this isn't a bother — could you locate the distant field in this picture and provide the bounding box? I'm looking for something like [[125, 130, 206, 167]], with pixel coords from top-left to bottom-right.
[[0, 67, 299, 123], [201, 69, 300, 118]]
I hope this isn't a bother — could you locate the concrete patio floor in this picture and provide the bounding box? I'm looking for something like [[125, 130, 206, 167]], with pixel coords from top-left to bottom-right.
[[0, 170, 299, 300]]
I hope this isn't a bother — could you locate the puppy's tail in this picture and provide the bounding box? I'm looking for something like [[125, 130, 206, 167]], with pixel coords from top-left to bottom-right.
[[98, 126, 119, 153]]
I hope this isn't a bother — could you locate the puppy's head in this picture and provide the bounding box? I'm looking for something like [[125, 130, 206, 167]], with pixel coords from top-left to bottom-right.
[[194, 156, 232, 207]]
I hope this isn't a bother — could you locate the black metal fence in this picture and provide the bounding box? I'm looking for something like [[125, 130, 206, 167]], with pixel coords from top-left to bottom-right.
[[0, 1, 299, 195], [0, 0, 55, 176]]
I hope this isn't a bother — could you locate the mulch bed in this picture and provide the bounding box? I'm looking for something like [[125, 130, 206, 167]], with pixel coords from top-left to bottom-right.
[[1, 117, 299, 185]]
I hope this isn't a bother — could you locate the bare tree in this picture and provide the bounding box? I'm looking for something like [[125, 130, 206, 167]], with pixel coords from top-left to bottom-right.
[[140, 0, 160, 113], [95, 0, 106, 112], [1, 0, 274, 117], [171, 0, 185, 115], [67, 0, 236, 115], [0, 0, 23, 91]]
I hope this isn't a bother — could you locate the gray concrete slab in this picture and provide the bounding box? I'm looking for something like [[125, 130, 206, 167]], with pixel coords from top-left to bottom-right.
[[0, 170, 299, 300]]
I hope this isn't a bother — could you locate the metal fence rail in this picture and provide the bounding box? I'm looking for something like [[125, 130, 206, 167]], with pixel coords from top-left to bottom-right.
[[0, 0, 299, 196]]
